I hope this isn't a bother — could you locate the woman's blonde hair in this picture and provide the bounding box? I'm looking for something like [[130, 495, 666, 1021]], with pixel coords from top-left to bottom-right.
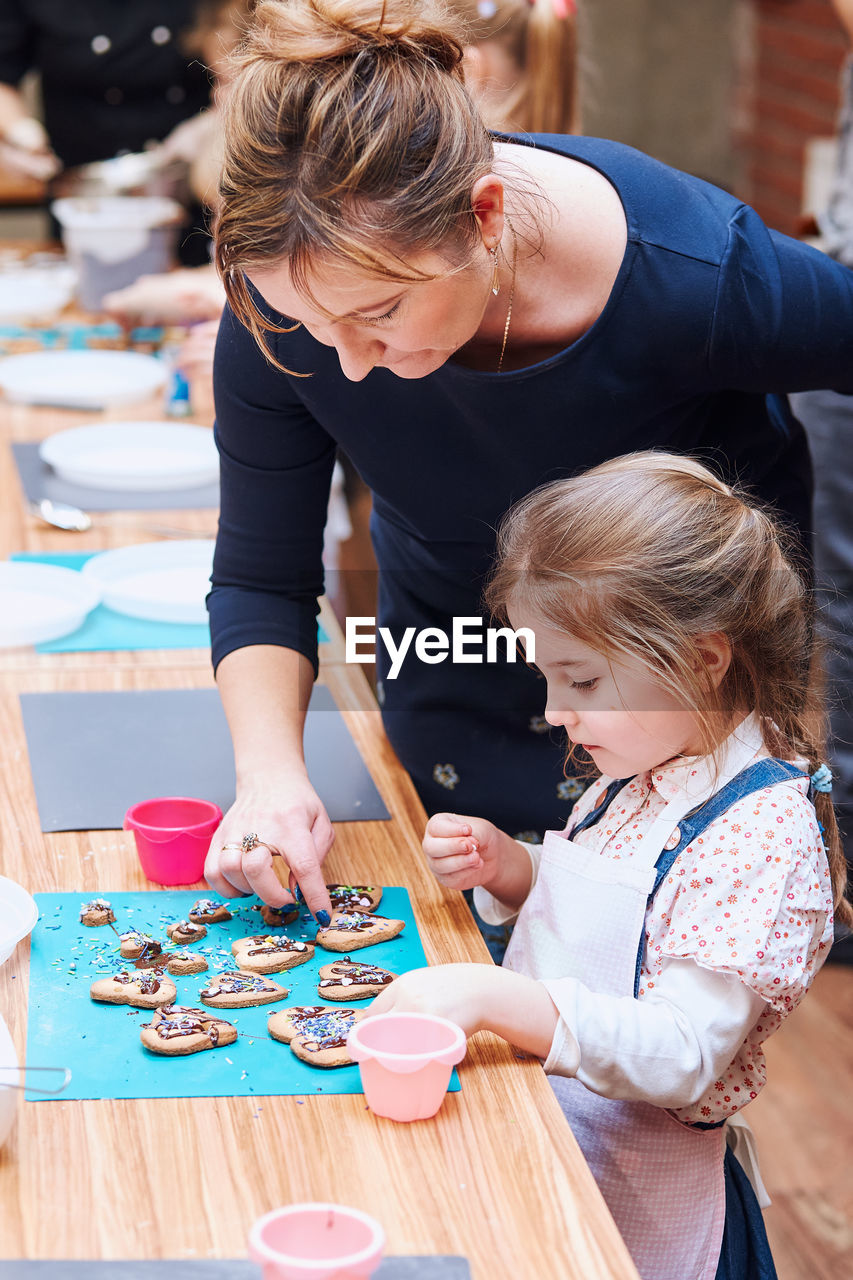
[[449, 0, 577, 134], [484, 451, 851, 924], [215, 0, 497, 369]]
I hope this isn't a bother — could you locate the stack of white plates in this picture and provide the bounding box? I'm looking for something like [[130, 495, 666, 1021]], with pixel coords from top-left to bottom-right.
[[0, 562, 101, 647], [81, 540, 215, 625], [0, 350, 167, 408], [38, 420, 219, 491]]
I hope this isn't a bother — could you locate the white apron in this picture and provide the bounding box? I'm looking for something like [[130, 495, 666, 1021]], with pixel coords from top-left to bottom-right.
[[503, 770, 753, 1280]]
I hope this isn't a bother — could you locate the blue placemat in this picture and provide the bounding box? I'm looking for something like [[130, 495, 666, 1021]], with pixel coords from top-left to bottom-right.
[[10, 553, 328, 652], [26, 887, 460, 1101]]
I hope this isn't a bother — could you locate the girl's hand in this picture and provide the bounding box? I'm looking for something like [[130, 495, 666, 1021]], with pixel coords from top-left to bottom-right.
[[204, 774, 334, 925], [368, 965, 560, 1059], [366, 964, 500, 1037], [423, 812, 501, 891]]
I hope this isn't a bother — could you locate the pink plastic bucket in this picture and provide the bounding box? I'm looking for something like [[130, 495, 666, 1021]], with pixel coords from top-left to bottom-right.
[[248, 1203, 385, 1280], [123, 796, 222, 886], [347, 1012, 467, 1122]]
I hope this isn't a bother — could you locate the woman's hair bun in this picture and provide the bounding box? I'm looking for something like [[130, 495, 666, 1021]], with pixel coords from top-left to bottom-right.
[[249, 0, 465, 75]]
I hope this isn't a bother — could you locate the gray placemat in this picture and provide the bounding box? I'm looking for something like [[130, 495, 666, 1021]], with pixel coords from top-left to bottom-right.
[[0, 1261, 469, 1278], [13, 441, 220, 511], [20, 684, 390, 831]]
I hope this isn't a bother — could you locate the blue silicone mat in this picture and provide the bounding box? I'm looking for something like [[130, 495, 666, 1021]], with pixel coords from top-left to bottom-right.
[[26, 887, 460, 1102], [10, 553, 328, 653]]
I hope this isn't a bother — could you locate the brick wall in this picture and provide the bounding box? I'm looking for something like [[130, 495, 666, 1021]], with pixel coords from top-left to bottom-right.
[[742, 0, 849, 232]]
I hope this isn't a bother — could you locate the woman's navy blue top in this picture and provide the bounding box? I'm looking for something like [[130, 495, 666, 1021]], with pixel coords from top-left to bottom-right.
[[210, 134, 853, 838]]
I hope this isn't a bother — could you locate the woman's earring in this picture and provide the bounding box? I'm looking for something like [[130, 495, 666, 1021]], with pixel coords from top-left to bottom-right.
[[490, 245, 501, 296]]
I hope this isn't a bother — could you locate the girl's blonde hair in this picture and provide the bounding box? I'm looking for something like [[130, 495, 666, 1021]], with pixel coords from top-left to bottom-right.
[[215, 0, 496, 369], [449, 0, 577, 135], [484, 451, 851, 924]]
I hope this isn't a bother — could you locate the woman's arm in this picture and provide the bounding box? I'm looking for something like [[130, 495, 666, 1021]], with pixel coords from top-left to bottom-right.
[[204, 645, 334, 922], [709, 203, 853, 393], [205, 307, 339, 920]]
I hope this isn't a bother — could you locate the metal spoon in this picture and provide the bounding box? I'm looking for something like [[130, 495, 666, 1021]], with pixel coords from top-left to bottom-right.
[[30, 498, 92, 532]]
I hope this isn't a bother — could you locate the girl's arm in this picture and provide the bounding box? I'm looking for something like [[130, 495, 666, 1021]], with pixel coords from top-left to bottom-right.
[[368, 963, 561, 1058], [370, 956, 765, 1111]]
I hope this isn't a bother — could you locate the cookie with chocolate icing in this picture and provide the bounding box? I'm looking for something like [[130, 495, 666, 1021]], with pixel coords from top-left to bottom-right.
[[166, 919, 208, 945], [188, 898, 232, 924], [199, 969, 288, 1008], [260, 903, 300, 927], [317, 957, 397, 1000], [166, 950, 209, 976], [315, 910, 405, 953], [140, 1004, 237, 1056], [119, 930, 162, 961], [326, 883, 383, 912], [231, 933, 314, 974], [90, 971, 176, 1008], [267, 1004, 364, 1067], [80, 898, 116, 927]]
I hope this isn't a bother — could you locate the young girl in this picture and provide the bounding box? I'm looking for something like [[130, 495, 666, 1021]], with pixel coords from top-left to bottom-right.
[[448, 0, 578, 135], [368, 452, 848, 1280]]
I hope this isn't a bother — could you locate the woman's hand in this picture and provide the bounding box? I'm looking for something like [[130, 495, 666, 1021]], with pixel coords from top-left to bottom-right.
[[0, 118, 60, 180], [423, 812, 502, 891], [204, 773, 334, 925], [102, 268, 225, 327]]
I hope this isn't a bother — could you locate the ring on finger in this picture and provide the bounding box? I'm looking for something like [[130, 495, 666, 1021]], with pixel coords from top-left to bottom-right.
[[241, 831, 281, 857]]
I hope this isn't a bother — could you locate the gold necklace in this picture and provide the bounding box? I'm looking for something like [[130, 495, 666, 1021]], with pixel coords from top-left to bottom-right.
[[496, 228, 518, 374]]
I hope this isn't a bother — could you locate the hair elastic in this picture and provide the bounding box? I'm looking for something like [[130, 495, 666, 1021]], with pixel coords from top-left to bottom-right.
[[811, 763, 833, 793]]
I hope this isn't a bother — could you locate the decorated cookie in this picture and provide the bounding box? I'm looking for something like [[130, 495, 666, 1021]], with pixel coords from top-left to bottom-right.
[[188, 898, 232, 924], [90, 971, 177, 1008], [80, 898, 116, 927], [140, 1004, 237, 1056], [315, 911, 405, 952], [317, 956, 397, 1001], [326, 884, 383, 912], [119, 931, 162, 962], [166, 950, 209, 976], [199, 970, 288, 1008], [268, 1005, 365, 1068], [260, 903, 300, 927], [166, 919, 207, 945], [231, 934, 314, 974]]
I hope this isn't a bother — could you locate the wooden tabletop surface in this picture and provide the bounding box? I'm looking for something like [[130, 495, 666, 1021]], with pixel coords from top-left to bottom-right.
[[0, 339, 638, 1277]]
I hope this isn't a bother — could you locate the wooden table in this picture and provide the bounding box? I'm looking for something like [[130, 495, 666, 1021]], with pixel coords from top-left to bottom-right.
[[0, 367, 638, 1277]]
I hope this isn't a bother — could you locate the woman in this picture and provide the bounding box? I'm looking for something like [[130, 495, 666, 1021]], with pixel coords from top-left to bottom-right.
[[204, 0, 853, 927]]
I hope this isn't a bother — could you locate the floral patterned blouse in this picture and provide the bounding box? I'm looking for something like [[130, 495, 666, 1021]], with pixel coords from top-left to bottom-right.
[[547, 713, 834, 1123]]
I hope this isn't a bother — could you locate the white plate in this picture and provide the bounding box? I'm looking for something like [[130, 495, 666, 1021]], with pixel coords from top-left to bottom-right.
[[38, 421, 218, 492], [0, 562, 101, 648], [81, 540, 215, 624], [0, 875, 38, 966], [0, 349, 167, 408], [0, 271, 75, 323]]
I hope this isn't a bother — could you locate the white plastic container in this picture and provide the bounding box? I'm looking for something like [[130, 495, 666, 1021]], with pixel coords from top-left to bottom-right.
[[51, 196, 184, 310], [0, 1011, 19, 1150]]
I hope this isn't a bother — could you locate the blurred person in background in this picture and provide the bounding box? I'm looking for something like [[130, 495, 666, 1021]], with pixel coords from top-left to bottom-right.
[[789, 0, 853, 960], [0, 1, 215, 262], [450, 0, 578, 135]]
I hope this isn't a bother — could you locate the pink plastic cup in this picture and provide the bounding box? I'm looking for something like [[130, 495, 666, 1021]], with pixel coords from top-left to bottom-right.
[[123, 796, 222, 886], [248, 1203, 385, 1280], [347, 1012, 467, 1122]]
